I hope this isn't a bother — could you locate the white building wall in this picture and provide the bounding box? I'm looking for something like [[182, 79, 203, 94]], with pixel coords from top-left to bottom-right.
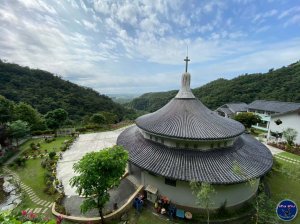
[[268, 112, 300, 144], [141, 171, 259, 209]]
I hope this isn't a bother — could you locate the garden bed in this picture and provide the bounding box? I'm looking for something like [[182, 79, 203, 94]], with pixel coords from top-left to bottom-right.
[[267, 142, 300, 155]]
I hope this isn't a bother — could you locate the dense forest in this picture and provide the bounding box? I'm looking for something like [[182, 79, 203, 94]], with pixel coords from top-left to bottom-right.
[[0, 60, 135, 121], [128, 61, 300, 112]]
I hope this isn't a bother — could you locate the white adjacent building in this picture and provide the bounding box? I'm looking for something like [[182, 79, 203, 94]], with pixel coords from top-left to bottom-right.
[[267, 109, 300, 144], [247, 100, 300, 132]]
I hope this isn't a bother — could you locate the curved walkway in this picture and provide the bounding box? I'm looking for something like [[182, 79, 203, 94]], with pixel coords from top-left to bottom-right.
[[2, 166, 53, 214]]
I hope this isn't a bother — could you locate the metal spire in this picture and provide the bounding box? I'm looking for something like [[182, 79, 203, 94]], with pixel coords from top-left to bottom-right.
[[184, 46, 190, 73]]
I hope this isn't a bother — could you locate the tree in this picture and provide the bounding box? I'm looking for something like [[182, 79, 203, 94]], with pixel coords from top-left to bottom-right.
[[90, 113, 106, 125], [13, 102, 42, 130], [7, 120, 30, 147], [252, 185, 278, 224], [44, 108, 68, 131], [70, 146, 128, 223], [0, 95, 14, 124], [233, 112, 261, 129], [190, 182, 216, 224], [99, 112, 118, 124], [283, 128, 298, 146]]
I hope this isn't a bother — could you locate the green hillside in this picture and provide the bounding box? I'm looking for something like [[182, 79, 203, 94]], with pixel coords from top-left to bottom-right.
[[128, 61, 300, 112], [0, 60, 133, 120]]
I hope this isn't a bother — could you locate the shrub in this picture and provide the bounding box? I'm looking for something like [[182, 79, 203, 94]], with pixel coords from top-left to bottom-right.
[[41, 159, 47, 168], [15, 158, 26, 166], [47, 186, 57, 195], [48, 152, 56, 159], [46, 180, 52, 187], [31, 129, 54, 136], [55, 193, 65, 205], [45, 138, 55, 143], [55, 204, 67, 215], [44, 172, 52, 182], [30, 142, 36, 150], [61, 145, 67, 152], [75, 127, 87, 133]]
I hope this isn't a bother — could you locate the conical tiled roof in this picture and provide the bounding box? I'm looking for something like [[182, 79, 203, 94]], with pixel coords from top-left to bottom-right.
[[136, 72, 245, 140]]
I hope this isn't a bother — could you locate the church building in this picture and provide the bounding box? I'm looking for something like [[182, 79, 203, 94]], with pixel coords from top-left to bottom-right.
[[117, 57, 273, 209]]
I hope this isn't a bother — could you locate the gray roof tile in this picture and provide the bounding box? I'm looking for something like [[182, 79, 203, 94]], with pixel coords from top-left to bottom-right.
[[117, 125, 273, 184], [136, 98, 245, 140], [248, 100, 300, 113]]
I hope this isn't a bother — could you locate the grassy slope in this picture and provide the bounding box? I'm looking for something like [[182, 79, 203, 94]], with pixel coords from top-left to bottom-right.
[[279, 151, 300, 161], [12, 137, 70, 213], [267, 153, 300, 224]]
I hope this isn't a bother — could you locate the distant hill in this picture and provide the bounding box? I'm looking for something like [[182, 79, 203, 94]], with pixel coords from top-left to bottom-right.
[[0, 60, 134, 120], [128, 61, 300, 112], [108, 93, 141, 104]]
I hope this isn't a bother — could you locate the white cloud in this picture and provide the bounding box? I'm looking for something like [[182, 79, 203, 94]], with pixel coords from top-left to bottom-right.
[[82, 19, 99, 32], [252, 9, 278, 23], [1, 0, 300, 95], [0, 8, 18, 24], [18, 0, 57, 14], [93, 0, 111, 14], [278, 6, 300, 19], [283, 14, 300, 27]]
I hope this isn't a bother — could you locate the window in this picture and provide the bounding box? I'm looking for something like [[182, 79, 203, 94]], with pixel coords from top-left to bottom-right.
[[176, 142, 180, 148], [193, 144, 198, 149], [155, 137, 158, 141], [224, 141, 227, 147], [165, 178, 176, 187], [150, 135, 152, 140], [184, 143, 188, 148], [217, 142, 220, 148], [210, 143, 214, 149], [161, 138, 164, 144]]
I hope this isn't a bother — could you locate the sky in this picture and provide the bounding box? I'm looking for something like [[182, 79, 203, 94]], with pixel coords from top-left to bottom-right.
[[0, 0, 300, 95]]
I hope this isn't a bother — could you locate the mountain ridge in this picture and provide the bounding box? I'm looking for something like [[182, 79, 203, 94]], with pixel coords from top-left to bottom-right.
[[128, 61, 300, 112], [0, 60, 133, 120]]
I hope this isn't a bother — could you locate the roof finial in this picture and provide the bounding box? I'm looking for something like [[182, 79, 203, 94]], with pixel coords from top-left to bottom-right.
[[184, 46, 190, 73]]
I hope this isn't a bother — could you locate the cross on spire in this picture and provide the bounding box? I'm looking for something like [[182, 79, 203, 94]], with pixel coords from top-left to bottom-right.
[[184, 56, 190, 73]]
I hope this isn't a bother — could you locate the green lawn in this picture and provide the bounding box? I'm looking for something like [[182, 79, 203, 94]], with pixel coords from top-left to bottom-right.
[[10, 137, 71, 215], [277, 151, 300, 161], [267, 155, 300, 224]]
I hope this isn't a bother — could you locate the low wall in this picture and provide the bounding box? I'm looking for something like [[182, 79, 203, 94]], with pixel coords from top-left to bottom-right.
[[52, 185, 143, 223]]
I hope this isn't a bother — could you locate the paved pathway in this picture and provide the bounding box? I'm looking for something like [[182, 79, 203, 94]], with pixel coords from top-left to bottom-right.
[[263, 143, 284, 155], [57, 126, 130, 196], [2, 166, 53, 213]]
